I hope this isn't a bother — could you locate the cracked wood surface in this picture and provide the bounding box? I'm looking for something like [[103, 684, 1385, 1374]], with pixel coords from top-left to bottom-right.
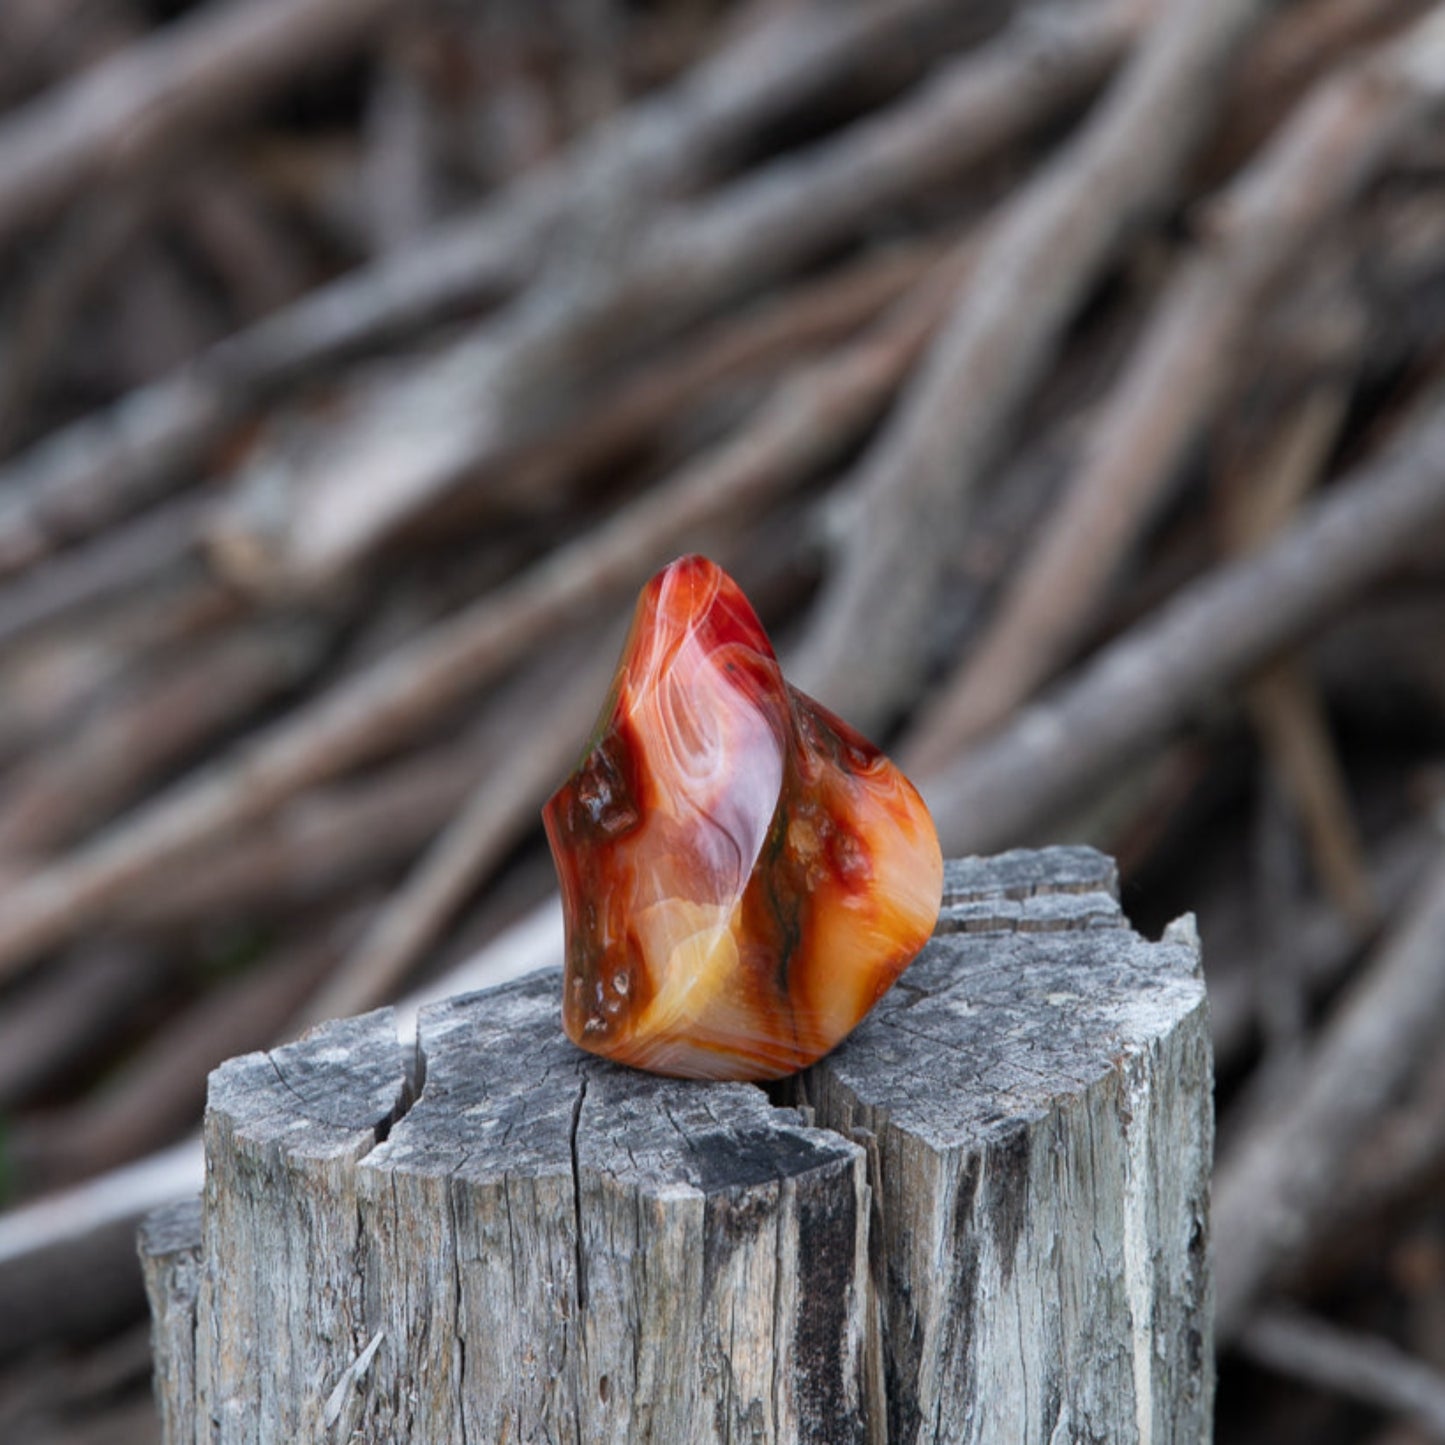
[[141, 847, 1211, 1442]]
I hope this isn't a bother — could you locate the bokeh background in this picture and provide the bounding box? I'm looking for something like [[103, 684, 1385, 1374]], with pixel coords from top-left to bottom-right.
[[2, 0, 1445, 1439]]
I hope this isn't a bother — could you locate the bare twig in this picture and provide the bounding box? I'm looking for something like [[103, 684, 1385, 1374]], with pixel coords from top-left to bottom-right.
[[1209, 823, 1438, 1071], [920, 385, 1445, 854], [0, 493, 213, 652], [115, 741, 490, 931], [0, 1138, 201, 1357], [175, 171, 311, 321], [295, 643, 615, 1026], [1329, 1045, 1445, 1251], [1246, 661, 1375, 926], [0, 189, 152, 457], [1240, 1308, 1445, 1438], [0, 251, 967, 980], [0, 0, 966, 583], [1214, 0, 1434, 173], [903, 8, 1445, 770], [1226, 387, 1375, 927], [211, 0, 1137, 594], [432, 235, 953, 525], [791, 0, 1273, 736], [9, 912, 365, 1192], [0, 943, 169, 1111], [361, 30, 440, 258], [1213, 847, 1445, 1344], [0, 623, 324, 859], [0, 0, 405, 249]]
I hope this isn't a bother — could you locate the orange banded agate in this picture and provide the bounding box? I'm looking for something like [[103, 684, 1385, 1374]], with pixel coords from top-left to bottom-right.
[[542, 555, 942, 1080]]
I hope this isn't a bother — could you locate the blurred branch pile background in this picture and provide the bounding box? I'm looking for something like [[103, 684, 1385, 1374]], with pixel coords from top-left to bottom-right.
[[0, 0, 1444, 1439]]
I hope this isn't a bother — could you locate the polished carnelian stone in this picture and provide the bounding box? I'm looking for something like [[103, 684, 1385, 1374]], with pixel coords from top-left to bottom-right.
[[542, 555, 942, 1080]]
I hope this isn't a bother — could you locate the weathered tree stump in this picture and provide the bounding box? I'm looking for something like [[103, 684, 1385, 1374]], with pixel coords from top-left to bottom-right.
[[142, 847, 1212, 1443]]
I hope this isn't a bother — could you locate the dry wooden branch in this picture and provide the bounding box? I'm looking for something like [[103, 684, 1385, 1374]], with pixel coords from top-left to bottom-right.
[[1212, 848, 1445, 1344], [212, 0, 1136, 594], [229, 0, 977, 346], [0, 0, 405, 250], [1245, 662, 1375, 926], [921, 386, 1445, 857], [1328, 1045, 1445, 1255], [0, 623, 323, 859], [0, 571, 240, 780], [361, 34, 441, 259], [903, 8, 1445, 771], [0, 1139, 202, 1358], [113, 621, 615, 933], [115, 742, 491, 931], [1223, 388, 1374, 927], [1240, 1309, 1445, 1437], [294, 645, 616, 1027], [174, 171, 311, 322], [1214, 0, 1434, 173], [0, 1321, 155, 1441], [430, 235, 952, 526], [0, 943, 168, 1111], [9, 913, 363, 1192], [1208, 822, 1437, 1071], [0, 0, 94, 103], [790, 0, 1273, 736], [0, 0, 965, 584], [0, 493, 214, 652], [0, 255, 964, 980], [0, 189, 152, 457]]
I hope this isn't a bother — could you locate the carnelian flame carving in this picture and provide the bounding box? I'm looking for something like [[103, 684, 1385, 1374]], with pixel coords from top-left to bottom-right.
[[542, 555, 942, 1080]]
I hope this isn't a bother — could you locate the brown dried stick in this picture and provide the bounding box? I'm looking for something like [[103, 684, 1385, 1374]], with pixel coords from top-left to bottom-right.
[[0, 625, 323, 860], [1212, 849, 1445, 1343], [457, 237, 952, 521], [0, 0, 404, 249], [1229, 388, 1375, 927], [121, 627, 616, 929], [212, 0, 1137, 594], [0, 944, 169, 1111], [8, 0, 314, 324], [921, 387, 1445, 857], [0, 189, 152, 457], [0, 0, 962, 583], [0, 251, 966, 980], [1239, 1309, 1445, 1435], [789, 0, 1272, 736], [295, 646, 615, 1027], [1213, 0, 1433, 173], [115, 744, 490, 931], [904, 9, 1445, 771], [1209, 824, 1435, 1072], [1246, 662, 1375, 927], [8, 915, 363, 1192], [1329, 1046, 1445, 1252], [0, 494, 213, 652]]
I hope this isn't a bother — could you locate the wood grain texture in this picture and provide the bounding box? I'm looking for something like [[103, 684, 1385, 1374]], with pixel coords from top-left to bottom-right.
[[144, 847, 1211, 1442], [801, 848, 1213, 1443], [139, 1197, 203, 1445]]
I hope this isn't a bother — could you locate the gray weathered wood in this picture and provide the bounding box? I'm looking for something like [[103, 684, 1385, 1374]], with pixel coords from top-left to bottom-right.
[[802, 848, 1213, 1443], [139, 1196, 203, 1445], [143, 847, 1212, 1442]]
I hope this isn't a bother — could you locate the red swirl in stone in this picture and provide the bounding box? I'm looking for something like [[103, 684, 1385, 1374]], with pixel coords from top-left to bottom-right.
[[543, 555, 942, 1080]]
